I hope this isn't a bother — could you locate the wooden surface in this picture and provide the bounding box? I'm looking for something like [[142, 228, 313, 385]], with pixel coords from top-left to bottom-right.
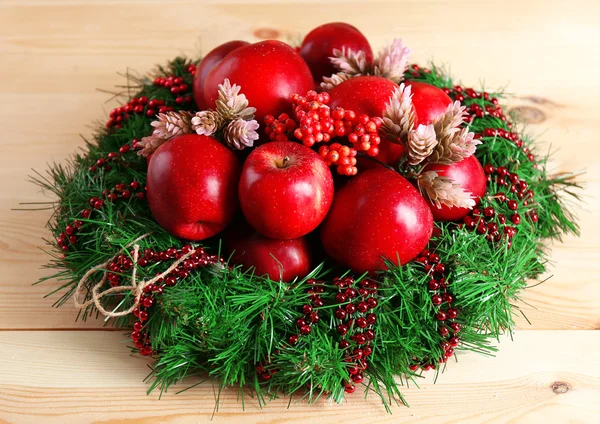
[[1, 0, 599, 422]]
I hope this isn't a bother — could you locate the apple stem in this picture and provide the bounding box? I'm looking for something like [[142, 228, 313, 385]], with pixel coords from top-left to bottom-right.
[[281, 156, 291, 168]]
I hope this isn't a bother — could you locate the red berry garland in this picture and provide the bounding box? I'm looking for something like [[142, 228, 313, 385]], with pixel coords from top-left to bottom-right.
[[460, 165, 538, 248], [438, 83, 536, 164], [107, 64, 196, 130], [57, 178, 145, 253], [106, 97, 173, 130], [88, 142, 136, 173], [410, 249, 460, 370], [127, 245, 224, 356]]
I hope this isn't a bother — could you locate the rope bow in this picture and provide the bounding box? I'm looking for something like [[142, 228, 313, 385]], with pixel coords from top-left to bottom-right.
[[73, 233, 197, 317]]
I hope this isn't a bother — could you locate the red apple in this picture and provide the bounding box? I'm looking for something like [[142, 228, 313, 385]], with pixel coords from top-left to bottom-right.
[[299, 22, 373, 84], [147, 134, 241, 240], [406, 81, 452, 126], [321, 167, 433, 274], [193, 40, 249, 111], [423, 155, 487, 221], [329, 76, 404, 167], [239, 141, 334, 239], [329, 75, 398, 116], [203, 40, 314, 124], [224, 223, 312, 282]]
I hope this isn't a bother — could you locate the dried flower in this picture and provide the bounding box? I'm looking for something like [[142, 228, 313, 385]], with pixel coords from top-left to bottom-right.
[[320, 71, 354, 91], [329, 47, 370, 76], [417, 171, 476, 209], [373, 39, 411, 84], [137, 111, 194, 157], [216, 78, 256, 120], [191, 110, 223, 136], [407, 124, 438, 166], [428, 101, 480, 165], [223, 118, 259, 150], [381, 83, 415, 143]]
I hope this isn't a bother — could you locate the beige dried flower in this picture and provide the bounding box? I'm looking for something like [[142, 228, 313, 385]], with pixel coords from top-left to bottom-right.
[[428, 102, 480, 165], [320, 71, 354, 91], [223, 118, 259, 150], [329, 47, 370, 76], [137, 111, 194, 157], [216, 78, 256, 120], [373, 39, 411, 84], [381, 83, 415, 143], [407, 124, 438, 166], [191, 110, 223, 136], [417, 171, 476, 209]]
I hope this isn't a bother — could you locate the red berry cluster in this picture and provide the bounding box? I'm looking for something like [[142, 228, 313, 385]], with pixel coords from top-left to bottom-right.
[[481, 128, 536, 163], [126, 245, 224, 356], [88, 142, 135, 173], [410, 250, 459, 371], [264, 113, 297, 142], [58, 181, 145, 253], [152, 75, 194, 106], [264, 90, 383, 176], [332, 277, 378, 394], [107, 97, 173, 130], [461, 166, 537, 248]]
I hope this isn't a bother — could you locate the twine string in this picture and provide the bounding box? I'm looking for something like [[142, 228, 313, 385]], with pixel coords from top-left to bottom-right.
[[73, 233, 195, 318]]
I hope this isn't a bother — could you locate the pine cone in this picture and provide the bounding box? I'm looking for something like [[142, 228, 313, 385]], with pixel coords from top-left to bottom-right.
[[417, 171, 476, 209], [381, 83, 415, 143], [329, 47, 370, 76], [191, 110, 223, 136], [320, 71, 354, 91], [137, 111, 194, 157], [223, 118, 259, 150], [373, 39, 411, 84], [215, 79, 256, 120], [407, 124, 438, 165]]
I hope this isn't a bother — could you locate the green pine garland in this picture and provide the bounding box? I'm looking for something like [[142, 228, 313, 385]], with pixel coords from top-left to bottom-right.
[[32, 56, 580, 411]]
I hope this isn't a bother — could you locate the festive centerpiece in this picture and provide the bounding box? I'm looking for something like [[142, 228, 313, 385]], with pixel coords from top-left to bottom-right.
[[35, 22, 580, 410]]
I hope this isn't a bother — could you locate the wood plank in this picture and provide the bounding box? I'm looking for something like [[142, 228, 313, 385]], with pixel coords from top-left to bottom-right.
[[0, 1, 598, 331], [0, 330, 598, 423]]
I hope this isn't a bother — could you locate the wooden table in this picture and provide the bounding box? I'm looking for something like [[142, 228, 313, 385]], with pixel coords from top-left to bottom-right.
[[1, 1, 599, 422]]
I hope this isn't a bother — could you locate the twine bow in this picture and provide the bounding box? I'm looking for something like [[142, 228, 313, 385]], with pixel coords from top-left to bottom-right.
[[73, 233, 197, 318]]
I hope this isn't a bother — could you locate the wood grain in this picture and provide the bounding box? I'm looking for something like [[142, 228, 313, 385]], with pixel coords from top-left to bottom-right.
[[1, 331, 598, 423], [0, 0, 598, 422]]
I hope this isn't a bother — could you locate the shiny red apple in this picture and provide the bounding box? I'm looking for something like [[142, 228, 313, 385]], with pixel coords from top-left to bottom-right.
[[193, 40, 249, 111], [224, 223, 312, 282], [321, 167, 433, 274], [406, 81, 452, 126], [423, 155, 487, 221], [299, 22, 373, 84], [239, 141, 334, 239], [203, 40, 314, 124], [147, 134, 241, 240], [329, 76, 404, 167]]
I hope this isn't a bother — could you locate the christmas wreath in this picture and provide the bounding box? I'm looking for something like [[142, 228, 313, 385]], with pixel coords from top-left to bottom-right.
[[34, 23, 580, 410]]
